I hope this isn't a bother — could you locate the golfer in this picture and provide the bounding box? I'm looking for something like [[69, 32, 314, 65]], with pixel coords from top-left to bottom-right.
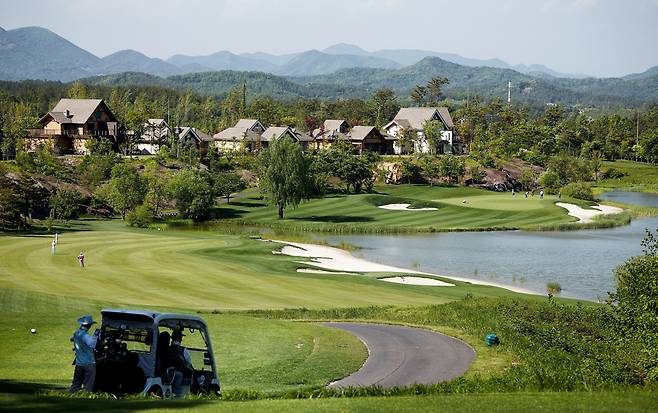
[[69, 315, 99, 393], [51, 240, 56, 255], [78, 251, 85, 267]]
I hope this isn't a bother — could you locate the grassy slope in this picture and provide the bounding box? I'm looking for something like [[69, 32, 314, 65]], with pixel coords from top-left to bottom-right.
[[0, 289, 366, 393], [0, 221, 520, 309], [595, 160, 658, 194], [219, 185, 578, 233]]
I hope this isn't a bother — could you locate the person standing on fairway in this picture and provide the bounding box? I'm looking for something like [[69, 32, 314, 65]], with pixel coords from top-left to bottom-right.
[[69, 315, 98, 393], [51, 239, 56, 255], [78, 251, 85, 267]]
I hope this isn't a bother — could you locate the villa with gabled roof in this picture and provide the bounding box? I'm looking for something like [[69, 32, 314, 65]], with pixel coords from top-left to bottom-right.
[[27, 98, 118, 154], [383, 107, 461, 154]]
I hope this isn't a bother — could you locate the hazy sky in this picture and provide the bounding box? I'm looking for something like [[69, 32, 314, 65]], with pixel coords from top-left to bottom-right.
[[2, 0, 657, 77]]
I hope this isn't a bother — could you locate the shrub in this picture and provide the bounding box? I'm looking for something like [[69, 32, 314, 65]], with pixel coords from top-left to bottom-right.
[[539, 170, 561, 193], [601, 168, 627, 179], [126, 203, 154, 228], [560, 182, 594, 201], [611, 229, 658, 380]]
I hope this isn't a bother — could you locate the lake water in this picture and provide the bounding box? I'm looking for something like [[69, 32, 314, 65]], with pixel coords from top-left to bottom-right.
[[322, 191, 658, 301]]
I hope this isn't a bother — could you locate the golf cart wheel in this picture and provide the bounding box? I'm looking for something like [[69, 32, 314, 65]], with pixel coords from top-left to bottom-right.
[[147, 385, 163, 398]]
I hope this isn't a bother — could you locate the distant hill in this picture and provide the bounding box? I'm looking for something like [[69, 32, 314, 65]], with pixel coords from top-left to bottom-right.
[[167, 51, 279, 73], [624, 66, 658, 80], [0, 26, 104, 81], [81, 70, 351, 100], [272, 50, 400, 76], [80, 57, 658, 107], [322, 43, 589, 78], [102, 50, 183, 77]]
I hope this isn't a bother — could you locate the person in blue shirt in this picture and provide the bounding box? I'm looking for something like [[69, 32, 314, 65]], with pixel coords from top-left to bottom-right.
[[69, 314, 99, 393]]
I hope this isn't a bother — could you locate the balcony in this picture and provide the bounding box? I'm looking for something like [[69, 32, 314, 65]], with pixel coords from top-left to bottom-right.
[[26, 129, 115, 138]]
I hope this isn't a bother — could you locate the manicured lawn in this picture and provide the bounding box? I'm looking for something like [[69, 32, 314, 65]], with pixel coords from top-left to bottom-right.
[[2, 391, 657, 412], [218, 184, 577, 232], [0, 221, 519, 310]]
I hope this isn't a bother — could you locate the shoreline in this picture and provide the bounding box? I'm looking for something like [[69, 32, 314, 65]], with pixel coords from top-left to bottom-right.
[[273, 240, 538, 295]]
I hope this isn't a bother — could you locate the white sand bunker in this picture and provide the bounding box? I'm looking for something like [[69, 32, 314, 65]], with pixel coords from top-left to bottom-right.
[[378, 203, 437, 211], [380, 276, 453, 286], [297, 268, 357, 275], [556, 202, 624, 223]]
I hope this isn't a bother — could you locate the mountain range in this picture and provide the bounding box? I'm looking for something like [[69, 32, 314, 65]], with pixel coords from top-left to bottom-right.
[[1, 25, 658, 108], [1, 25, 633, 82]]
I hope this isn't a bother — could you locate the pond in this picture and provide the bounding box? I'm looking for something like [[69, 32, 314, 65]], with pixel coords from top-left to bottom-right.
[[321, 192, 658, 301]]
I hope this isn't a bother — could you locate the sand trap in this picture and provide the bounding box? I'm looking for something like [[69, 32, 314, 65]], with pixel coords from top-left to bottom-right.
[[274, 241, 544, 294], [380, 276, 453, 286], [297, 268, 357, 275], [556, 202, 623, 223], [378, 203, 437, 211]]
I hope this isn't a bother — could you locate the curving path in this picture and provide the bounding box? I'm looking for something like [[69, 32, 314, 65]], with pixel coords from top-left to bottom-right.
[[324, 322, 475, 388]]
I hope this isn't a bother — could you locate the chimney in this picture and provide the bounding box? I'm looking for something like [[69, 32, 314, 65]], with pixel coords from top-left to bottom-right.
[[64, 109, 71, 118]]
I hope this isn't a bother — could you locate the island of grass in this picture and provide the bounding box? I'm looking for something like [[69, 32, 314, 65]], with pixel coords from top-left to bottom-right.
[[216, 184, 632, 233]]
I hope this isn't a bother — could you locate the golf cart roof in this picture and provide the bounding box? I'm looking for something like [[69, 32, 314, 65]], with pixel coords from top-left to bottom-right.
[[101, 308, 209, 329]]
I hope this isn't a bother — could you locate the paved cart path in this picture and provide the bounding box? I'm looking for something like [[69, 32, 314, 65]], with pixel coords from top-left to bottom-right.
[[324, 322, 475, 388]]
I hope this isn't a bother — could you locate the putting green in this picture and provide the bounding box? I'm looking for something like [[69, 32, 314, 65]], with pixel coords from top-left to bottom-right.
[[437, 194, 557, 211]]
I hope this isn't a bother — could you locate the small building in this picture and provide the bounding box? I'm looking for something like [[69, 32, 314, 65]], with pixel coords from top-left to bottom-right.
[[212, 119, 267, 152], [136, 118, 169, 155], [27, 98, 118, 154], [312, 119, 350, 150], [347, 126, 393, 154], [383, 107, 460, 155], [177, 126, 211, 154], [261, 126, 315, 151]]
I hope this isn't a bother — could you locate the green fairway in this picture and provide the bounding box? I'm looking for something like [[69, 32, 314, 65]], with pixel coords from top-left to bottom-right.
[[219, 184, 580, 232], [0, 221, 520, 309]]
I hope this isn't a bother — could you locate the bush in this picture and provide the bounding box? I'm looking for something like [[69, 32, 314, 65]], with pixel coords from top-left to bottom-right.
[[601, 168, 627, 179], [126, 203, 154, 228], [611, 230, 658, 380], [539, 170, 561, 193], [560, 182, 594, 201]]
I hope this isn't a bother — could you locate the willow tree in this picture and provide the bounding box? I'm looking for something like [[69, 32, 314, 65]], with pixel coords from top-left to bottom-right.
[[259, 136, 310, 219]]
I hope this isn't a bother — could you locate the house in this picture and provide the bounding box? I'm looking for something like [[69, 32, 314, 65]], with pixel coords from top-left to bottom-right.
[[347, 126, 393, 154], [212, 119, 267, 152], [312, 119, 350, 150], [211, 119, 314, 152], [383, 107, 461, 154], [27, 98, 118, 154], [177, 127, 211, 153], [261, 126, 314, 151], [136, 118, 169, 155]]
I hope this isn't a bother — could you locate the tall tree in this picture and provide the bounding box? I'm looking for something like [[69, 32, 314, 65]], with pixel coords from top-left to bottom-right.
[[410, 85, 427, 107], [98, 164, 146, 219], [259, 136, 310, 219], [426, 77, 449, 105], [422, 120, 444, 155], [168, 168, 214, 221], [369, 88, 399, 129]]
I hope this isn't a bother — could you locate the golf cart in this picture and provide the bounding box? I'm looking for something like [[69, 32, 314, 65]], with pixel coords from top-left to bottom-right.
[[93, 308, 220, 398]]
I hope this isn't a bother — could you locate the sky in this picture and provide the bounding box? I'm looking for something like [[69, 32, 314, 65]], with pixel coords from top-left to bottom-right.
[[1, 0, 657, 77]]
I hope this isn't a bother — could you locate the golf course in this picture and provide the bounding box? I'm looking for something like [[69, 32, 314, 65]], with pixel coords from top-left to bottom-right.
[[1, 210, 657, 411]]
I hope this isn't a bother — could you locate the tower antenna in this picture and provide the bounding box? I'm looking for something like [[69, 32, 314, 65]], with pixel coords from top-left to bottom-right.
[[507, 81, 512, 104]]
